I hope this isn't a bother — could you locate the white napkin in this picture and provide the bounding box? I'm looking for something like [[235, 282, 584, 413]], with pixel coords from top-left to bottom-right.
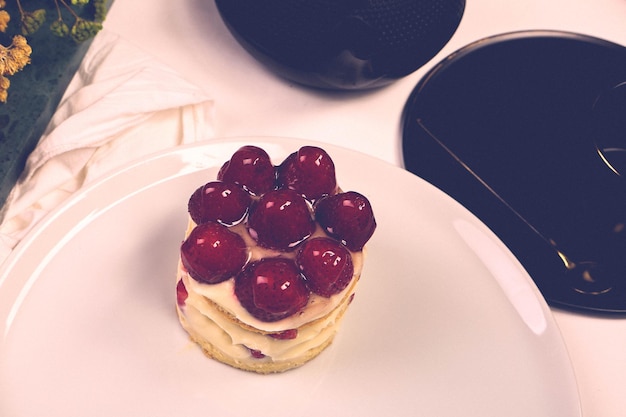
[[0, 29, 215, 264]]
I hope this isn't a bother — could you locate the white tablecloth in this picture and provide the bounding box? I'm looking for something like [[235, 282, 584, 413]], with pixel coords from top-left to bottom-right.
[[0, 30, 214, 261]]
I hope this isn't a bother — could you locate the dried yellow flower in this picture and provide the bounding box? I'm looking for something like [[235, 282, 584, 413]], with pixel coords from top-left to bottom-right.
[[0, 74, 9, 89], [0, 10, 9, 32], [0, 75, 9, 103], [11, 34, 30, 50], [0, 35, 32, 77]]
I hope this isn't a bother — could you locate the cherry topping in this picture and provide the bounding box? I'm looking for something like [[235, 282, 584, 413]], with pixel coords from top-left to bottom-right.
[[235, 258, 309, 322], [297, 237, 354, 297], [180, 222, 249, 284], [315, 191, 376, 251], [217, 146, 276, 195], [277, 146, 337, 201], [269, 329, 298, 340], [248, 347, 266, 358], [248, 189, 315, 250], [188, 181, 251, 226], [176, 279, 188, 306]]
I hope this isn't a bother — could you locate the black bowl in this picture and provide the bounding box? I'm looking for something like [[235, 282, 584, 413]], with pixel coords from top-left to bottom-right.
[[215, 0, 465, 90]]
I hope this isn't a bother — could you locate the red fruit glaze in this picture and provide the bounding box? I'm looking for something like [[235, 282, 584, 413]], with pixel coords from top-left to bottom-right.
[[269, 329, 298, 340], [235, 258, 310, 322], [297, 237, 354, 297], [277, 146, 337, 201], [217, 146, 276, 196], [247, 189, 315, 250], [188, 181, 251, 226], [180, 222, 249, 284], [315, 191, 376, 251], [248, 348, 266, 358], [176, 279, 188, 306]]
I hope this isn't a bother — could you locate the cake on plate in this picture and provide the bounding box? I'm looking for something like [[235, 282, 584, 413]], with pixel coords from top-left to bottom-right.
[[175, 145, 376, 373]]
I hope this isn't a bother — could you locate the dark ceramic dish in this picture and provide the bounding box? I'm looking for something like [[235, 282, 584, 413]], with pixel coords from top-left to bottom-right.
[[215, 0, 465, 90], [403, 31, 626, 314]]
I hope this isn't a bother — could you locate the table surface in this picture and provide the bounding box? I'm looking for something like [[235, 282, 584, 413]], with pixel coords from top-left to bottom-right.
[[105, 1, 626, 416]]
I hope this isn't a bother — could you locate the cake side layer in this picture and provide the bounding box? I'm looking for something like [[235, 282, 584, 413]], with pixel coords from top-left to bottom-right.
[[176, 217, 362, 371], [176, 273, 356, 373], [181, 217, 363, 332], [177, 303, 338, 374]]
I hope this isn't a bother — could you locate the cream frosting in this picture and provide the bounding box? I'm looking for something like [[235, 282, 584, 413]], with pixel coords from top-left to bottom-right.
[[177, 217, 363, 365], [178, 272, 354, 362]]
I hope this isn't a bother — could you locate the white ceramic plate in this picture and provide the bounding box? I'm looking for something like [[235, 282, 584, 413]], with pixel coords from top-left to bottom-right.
[[0, 138, 580, 417]]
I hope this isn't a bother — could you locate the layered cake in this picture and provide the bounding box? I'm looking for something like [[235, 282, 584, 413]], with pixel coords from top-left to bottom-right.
[[175, 145, 376, 373]]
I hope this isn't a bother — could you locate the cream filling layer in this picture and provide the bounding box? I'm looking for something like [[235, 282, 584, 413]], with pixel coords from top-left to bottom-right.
[[178, 271, 355, 361], [182, 218, 363, 332], [177, 217, 363, 361]]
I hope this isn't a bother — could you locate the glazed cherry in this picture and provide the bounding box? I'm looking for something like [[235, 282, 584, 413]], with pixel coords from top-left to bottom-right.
[[180, 222, 249, 284], [297, 237, 354, 297], [248, 189, 315, 250], [277, 146, 337, 201], [315, 191, 376, 251], [188, 181, 251, 226], [217, 146, 276, 195], [235, 258, 310, 322]]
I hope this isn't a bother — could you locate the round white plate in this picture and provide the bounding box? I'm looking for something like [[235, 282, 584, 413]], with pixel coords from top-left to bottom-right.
[[0, 138, 580, 417]]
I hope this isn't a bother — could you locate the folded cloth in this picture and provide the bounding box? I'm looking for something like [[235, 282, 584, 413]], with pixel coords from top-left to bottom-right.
[[0, 29, 215, 264]]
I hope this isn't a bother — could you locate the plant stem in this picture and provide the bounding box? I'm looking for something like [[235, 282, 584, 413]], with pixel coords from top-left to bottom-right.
[[58, 0, 81, 19], [53, 0, 63, 20], [15, 0, 24, 15]]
